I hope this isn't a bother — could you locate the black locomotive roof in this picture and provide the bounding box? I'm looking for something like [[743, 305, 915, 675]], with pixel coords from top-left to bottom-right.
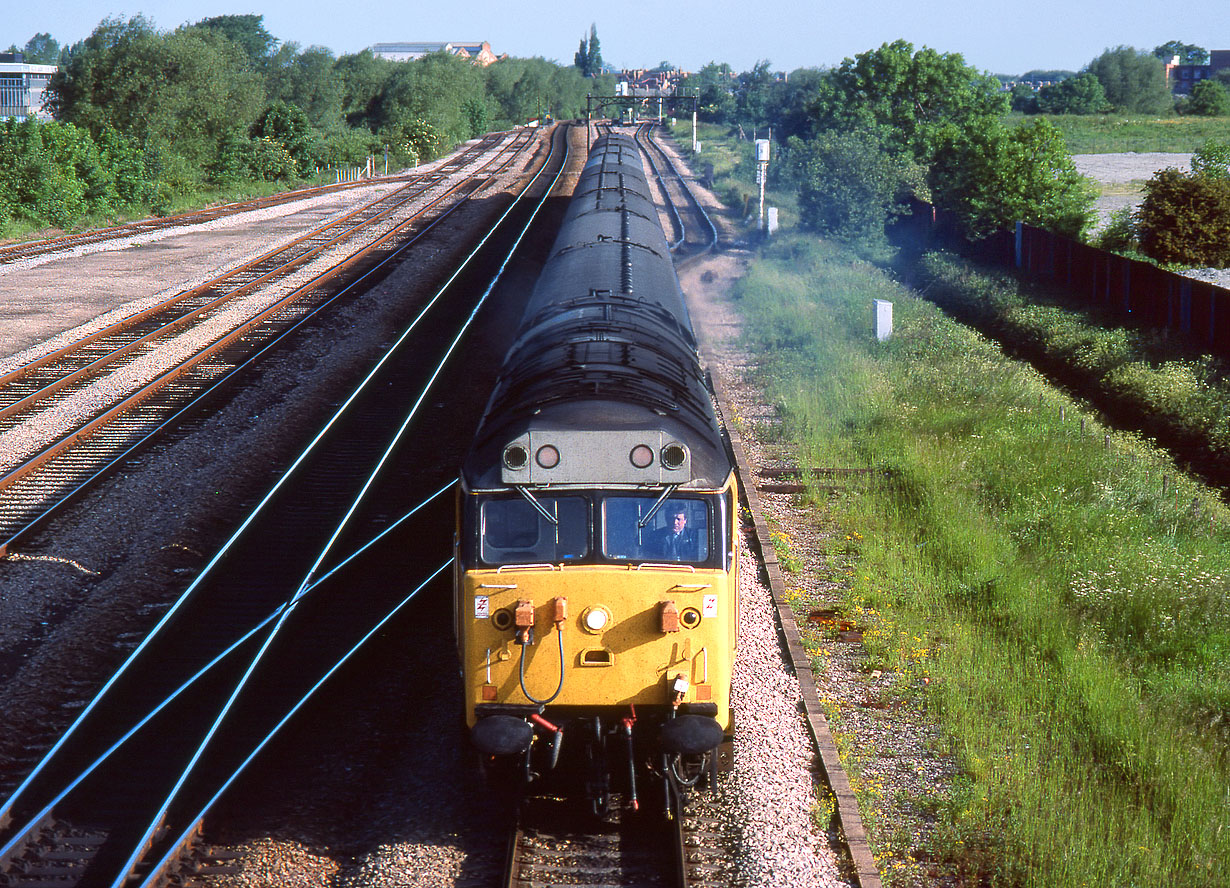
[[463, 133, 731, 491]]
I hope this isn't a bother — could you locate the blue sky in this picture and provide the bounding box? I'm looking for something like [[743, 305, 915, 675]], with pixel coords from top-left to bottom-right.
[[8, 1, 1230, 76]]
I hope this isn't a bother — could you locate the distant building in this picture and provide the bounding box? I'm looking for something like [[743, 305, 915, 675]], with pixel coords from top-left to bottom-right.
[[617, 69, 692, 97], [1165, 50, 1230, 94], [369, 41, 501, 66], [0, 52, 56, 121]]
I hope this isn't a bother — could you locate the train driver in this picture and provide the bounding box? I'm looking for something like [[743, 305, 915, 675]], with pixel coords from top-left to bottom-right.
[[649, 506, 696, 561]]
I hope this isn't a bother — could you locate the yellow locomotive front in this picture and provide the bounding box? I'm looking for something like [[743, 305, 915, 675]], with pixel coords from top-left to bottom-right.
[[455, 427, 738, 810]]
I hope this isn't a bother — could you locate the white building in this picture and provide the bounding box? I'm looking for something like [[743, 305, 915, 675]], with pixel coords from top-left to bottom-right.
[[369, 41, 500, 66], [0, 53, 56, 121]]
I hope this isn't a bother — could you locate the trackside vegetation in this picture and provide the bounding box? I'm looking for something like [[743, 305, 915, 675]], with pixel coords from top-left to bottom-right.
[[732, 233, 1230, 886], [0, 13, 608, 239]]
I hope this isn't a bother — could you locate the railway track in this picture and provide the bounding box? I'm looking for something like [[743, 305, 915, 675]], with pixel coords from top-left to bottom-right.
[[0, 128, 538, 553], [0, 124, 575, 888], [634, 123, 719, 266], [503, 792, 735, 888]]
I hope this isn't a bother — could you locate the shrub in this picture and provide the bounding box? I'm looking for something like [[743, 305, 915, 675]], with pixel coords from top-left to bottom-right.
[[1138, 168, 1230, 266], [1187, 80, 1230, 117], [1091, 206, 1139, 253]]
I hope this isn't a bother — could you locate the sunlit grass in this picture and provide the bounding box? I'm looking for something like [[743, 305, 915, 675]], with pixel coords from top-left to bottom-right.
[[737, 232, 1230, 887], [1012, 113, 1230, 154]]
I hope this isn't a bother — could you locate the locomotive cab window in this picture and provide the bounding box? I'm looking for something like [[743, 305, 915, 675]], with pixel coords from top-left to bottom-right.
[[480, 496, 588, 564], [603, 496, 712, 563]]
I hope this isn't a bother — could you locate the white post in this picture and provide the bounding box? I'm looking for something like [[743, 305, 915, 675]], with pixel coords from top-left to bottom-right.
[[874, 300, 893, 341]]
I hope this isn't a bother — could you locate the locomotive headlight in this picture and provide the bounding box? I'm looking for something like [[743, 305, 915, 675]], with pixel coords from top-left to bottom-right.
[[629, 444, 655, 468], [661, 442, 688, 470], [502, 444, 529, 470], [536, 444, 560, 469], [581, 605, 611, 633]]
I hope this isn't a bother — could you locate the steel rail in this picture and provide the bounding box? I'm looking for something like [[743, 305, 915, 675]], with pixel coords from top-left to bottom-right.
[[636, 123, 687, 251], [638, 124, 719, 263], [0, 484, 451, 854], [112, 129, 568, 887], [133, 560, 451, 888], [0, 130, 538, 551], [0, 128, 549, 824], [0, 129, 531, 410], [0, 126, 568, 885]]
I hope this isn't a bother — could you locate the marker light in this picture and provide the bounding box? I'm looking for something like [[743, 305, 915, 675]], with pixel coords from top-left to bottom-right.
[[536, 444, 560, 469], [503, 444, 528, 470], [629, 444, 654, 468]]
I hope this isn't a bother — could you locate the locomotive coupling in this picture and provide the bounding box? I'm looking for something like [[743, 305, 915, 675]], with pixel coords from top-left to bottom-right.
[[552, 596, 567, 627]]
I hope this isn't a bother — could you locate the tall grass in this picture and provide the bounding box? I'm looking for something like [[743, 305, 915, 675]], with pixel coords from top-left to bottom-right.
[[1012, 113, 1230, 154], [735, 234, 1230, 886]]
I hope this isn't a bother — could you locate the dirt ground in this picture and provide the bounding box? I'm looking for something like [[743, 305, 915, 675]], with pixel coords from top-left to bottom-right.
[[1073, 152, 1190, 230]]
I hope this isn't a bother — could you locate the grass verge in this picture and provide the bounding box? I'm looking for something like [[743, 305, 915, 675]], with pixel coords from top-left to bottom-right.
[[1012, 114, 1230, 154], [735, 233, 1230, 886]]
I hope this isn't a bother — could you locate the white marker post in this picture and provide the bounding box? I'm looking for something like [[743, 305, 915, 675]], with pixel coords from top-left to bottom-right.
[[874, 300, 893, 341]]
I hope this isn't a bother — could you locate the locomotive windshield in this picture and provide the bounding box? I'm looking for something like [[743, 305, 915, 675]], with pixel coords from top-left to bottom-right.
[[473, 491, 726, 567], [602, 497, 710, 563], [480, 495, 589, 564]]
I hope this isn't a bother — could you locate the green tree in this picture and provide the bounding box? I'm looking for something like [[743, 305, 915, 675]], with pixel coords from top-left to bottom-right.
[[806, 40, 1008, 164], [573, 37, 588, 75], [192, 14, 276, 67], [1191, 139, 1230, 178], [1087, 46, 1174, 114], [1152, 41, 1208, 65], [929, 118, 1095, 239], [372, 51, 485, 162], [681, 62, 737, 123], [251, 101, 320, 171], [735, 60, 775, 130], [574, 24, 603, 77], [334, 50, 393, 129], [264, 44, 344, 131], [768, 67, 830, 140], [585, 24, 603, 76], [784, 129, 923, 240], [1036, 72, 1110, 114], [1186, 80, 1230, 117], [49, 17, 265, 174], [1138, 168, 1230, 266], [22, 33, 60, 64], [1009, 82, 1038, 113], [1020, 69, 1075, 83]]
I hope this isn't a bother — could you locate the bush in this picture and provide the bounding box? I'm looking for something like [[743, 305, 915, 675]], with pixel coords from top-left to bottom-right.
[[1091, 207, 1139, 253], [782, 130, 921, 240], [1187, 80, 1230, 117], [1138, 168, 1230, 266]]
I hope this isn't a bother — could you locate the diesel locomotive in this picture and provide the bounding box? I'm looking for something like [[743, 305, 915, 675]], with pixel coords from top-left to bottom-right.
[[454, 131, 738, 814]]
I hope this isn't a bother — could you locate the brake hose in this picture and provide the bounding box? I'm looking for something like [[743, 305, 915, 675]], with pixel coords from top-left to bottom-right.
[[518, 625, 566, 705]]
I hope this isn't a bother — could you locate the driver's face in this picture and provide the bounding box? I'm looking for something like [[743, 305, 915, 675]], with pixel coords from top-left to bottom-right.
[[671, 512, 687, 533]]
